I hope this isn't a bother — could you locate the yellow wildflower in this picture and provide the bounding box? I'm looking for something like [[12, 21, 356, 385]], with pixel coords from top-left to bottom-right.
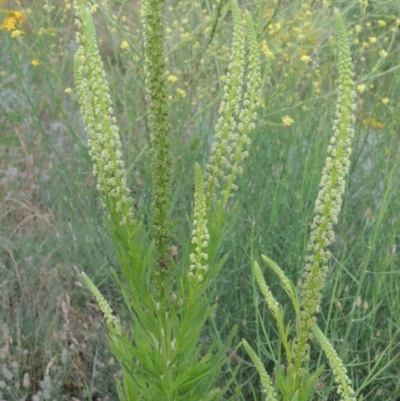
[[362, 118, 384, 129], [167, 75, 178, 83], [377, 20, 386, 27], [65, 87, 72, 94], [176, 88, 186, 98], [368, 37, 377, 43], [381, 97, 389, 105], [261, 40, 274, 58], [282, 115, 294, 126], [379, 49, 388, 58], [120, 40, 129, 50], [301, 55, 311, 63], [357, 84, 366, 93], [31, 59, 39, 66], [91, 4, 98, 12], [0, 10, 25, 31], [11, 29, 24, 38], [355, 25, 362, 33]]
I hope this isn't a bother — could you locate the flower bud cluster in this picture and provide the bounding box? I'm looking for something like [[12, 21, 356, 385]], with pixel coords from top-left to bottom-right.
[[295, 9, 357, 365], [189, 163, 209, 283], [74, 2, 133, 225]]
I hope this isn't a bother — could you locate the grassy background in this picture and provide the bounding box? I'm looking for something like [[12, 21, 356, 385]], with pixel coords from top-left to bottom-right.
[[1, 0, 399, 400]]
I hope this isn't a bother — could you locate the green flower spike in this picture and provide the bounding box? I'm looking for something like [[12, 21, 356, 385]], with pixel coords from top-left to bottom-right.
[[74, 2, 133, 226], [312, 325, 356, 401], [205, 0, 261, 212], [294, 8, 357, 367], [82, 272, 121, 335], [242, 339, 278, 401], [141, 0, 173, 283], [189, 163, 210, 284], [204, 0, 245, 205], [253, 261, 280, 317]]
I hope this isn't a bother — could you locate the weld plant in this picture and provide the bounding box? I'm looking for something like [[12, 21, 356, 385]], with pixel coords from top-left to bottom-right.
[[243, 9, 358, 401], [73, 0, 261, 400]]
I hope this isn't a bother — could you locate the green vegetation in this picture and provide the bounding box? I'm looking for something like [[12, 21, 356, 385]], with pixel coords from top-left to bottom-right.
[[1, 0, 399, 400]]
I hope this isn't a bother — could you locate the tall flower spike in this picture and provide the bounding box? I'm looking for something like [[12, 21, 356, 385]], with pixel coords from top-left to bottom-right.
[[189, 163, 209, 283], [204, 0, 245, 205], [312, 325, 356, 401], [294, 8, 357, 366], [82, 272, 121, 335], [74, 2, 133, 226], [242, 339, 279, 401], [221, 9, 261, 206], [141, 0, 173, 284], [253, 261, 280, 317]]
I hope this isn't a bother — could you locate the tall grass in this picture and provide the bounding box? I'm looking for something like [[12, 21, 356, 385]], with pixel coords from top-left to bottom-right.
[[0, 0, 399, 400]]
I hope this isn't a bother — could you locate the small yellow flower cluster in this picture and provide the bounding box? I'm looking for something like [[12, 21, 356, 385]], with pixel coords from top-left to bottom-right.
[[176, 88, 186, 97], [167, 74, 178, 83], [282, 115, 294, 126], [0, 10, 25, 31], [261, 40, 274, 59], [379, 49, 388, 58], [357, 84, 366, 93], [120, 40, 129, 50], [11, 29, 24, 38], [362, 118, 384, 129]]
